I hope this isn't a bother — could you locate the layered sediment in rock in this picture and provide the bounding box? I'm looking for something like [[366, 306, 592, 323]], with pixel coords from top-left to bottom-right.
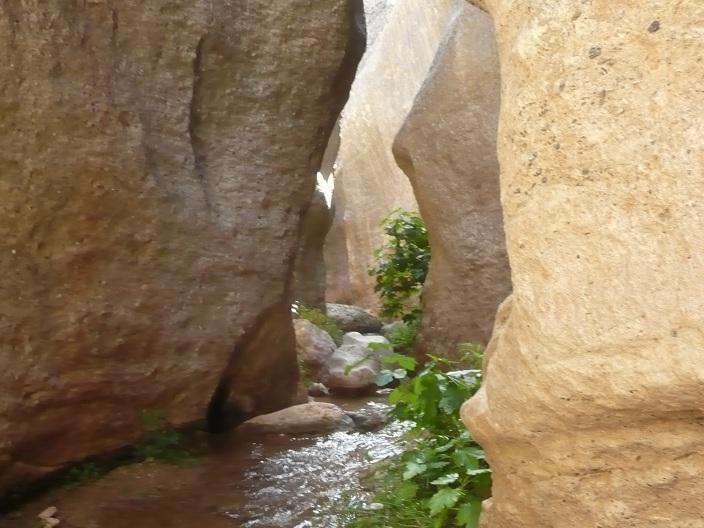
[[0, 0, 360, 494], [325, 0, 462, 310], [394, 3, 510, 358], [462, 1, 704, 526]]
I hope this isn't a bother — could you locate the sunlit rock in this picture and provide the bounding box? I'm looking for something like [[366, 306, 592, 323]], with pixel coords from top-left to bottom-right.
[[462, 1, 704, 526]]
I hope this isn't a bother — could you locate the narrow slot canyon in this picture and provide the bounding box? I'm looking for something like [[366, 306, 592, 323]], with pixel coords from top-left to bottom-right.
[[1, 1, 703, 528]]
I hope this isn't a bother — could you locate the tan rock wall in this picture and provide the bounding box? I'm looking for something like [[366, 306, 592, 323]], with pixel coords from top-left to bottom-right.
[[0, 0, 357, 493], [462, 1, 704, 526], [325, 0, 462, 310], [394, 3, 510, 358]]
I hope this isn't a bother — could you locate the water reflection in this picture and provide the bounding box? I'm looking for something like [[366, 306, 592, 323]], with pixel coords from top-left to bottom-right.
[[231, 401, 409, 527]]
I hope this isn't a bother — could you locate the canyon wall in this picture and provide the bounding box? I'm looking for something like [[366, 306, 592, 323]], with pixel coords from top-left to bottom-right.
[[325, 0, 462, 310], [394, 3, 510, 358], [0, 0, 359, 495], [462, 1, 704, 526]]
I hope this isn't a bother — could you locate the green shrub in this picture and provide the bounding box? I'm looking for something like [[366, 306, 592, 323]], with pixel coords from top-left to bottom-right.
[[64, 462, 105, 488], [133, 410, 191, 464], [369, 210, 430, 320], [386, 316, 421, 355], [296, 304, 344, 345], [345, 348, 490, 528]]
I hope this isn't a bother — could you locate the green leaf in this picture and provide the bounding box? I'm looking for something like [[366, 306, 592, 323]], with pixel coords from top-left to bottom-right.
[[428, 487, 461, 516], [368, 342, 392, 351], [380, 352, 417, 371], [467, 469, 492, 476], [430, 473, 459, 485], [403, 461, 427, 480], [392, 368, 407, 379], [398, 481, 418, 500], [374, 370, 395, 387], [456, 498, 482, 528]]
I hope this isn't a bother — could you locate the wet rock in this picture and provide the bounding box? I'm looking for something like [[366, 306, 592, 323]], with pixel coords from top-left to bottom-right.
[[238, 403, 354, 435], [463, 1, 704, 526], [38, 507, 60, 528], [393, 2, 510, 357], [325, 0, 461, 309], [294, 319, 337, 371], [307, 383, 331, 397], [323, 333, 391, 391], [345, 408, 389, 432], [325, 303, 383, 333], [0, 1, 361, 494]]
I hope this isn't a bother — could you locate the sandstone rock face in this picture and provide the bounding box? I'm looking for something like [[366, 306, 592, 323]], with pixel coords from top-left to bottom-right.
[[462, 1, 704, 526], [238, 402, 354, 435], [292, 187, 334, 310], [325, 0, 462, 310], [294, 319, 337, 371], [393, 4, 510, 357], [326, 303, 383, 333], [323, 332, 390, 391], [0, 1, 360, 494]]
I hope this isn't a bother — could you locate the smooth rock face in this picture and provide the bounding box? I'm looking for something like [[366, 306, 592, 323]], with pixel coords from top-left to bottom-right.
[[238, 402, 354, 435], [462, 1, 704, 526], [394, 4, 510, 357], [0, 1, 359, 493], [325, 0, 461, 309], [294, 319, 337, 371], [326, 303, 383, 333], [323, 333, 390, 390]]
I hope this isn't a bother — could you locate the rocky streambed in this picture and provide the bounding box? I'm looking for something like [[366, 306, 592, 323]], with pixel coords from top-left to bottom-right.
[[3, 397, 407, 528]]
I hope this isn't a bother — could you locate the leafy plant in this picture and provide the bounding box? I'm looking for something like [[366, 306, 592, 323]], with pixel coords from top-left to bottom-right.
[[369, 210, 430, 320], [386, 317, 421, 355], [63, 462, 105, 488], [133, 410, 191, 464], [295, 303, 344, 345], [345, 349, 490, 528]]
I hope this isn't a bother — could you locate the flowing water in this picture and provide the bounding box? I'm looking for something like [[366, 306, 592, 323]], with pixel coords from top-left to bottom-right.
[[4, 397, 408, 528]]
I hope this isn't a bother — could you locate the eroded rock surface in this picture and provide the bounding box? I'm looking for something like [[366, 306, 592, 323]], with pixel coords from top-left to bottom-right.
[[462, 1, 704, 526], [0, 0, 360, 494], [394, 4, 510, 357], [325, 0, 462, 309]]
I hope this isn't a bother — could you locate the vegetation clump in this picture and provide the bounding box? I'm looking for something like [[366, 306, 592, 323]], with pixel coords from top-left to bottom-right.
[[369, 210, 430, 321], [343, 346, 490, 528], [133, 409, 191, 464]]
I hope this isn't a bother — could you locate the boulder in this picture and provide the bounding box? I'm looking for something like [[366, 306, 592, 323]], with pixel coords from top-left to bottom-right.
[[380, 321, 406, 337], [326, 303, 383, 333], [462, 1, 704, 526], [393, 3, 510, 358], [294, 319, 337, 371], [307, 383, 331, 398], [238, 402, 354, 435], [323, 333, 391, 391], [0, 0, 362, 494], [325, 0, 461, 309]]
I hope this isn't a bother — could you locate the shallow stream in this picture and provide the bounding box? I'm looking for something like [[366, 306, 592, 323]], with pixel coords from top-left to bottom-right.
[[4, 397, 406, 528]]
